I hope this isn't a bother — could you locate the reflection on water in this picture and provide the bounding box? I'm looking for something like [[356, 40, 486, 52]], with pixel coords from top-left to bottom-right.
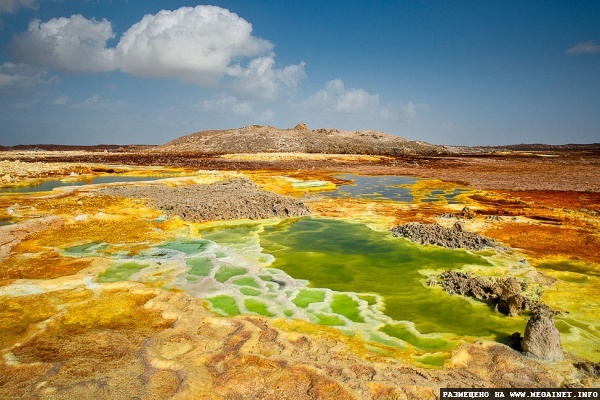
[[0, 174, 185, 194], [323, 174, 417, 201], [319, 174, 469, 203]]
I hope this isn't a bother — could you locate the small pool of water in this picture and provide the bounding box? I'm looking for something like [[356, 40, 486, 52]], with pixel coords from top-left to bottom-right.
[[66, 216, 523, 359], [259, 218, 525, 338], [319, 174, 468, 203], [0, 174, 185, 194]]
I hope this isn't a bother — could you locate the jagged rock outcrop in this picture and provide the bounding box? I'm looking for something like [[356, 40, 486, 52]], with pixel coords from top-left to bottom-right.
[[437, 271, 564, 361], [99, 178, 310, 222], [391, 221, 504, 251], [156, 124, 449, 155], [437, 271, 536, 316], [522, 305, 564, 361], [575, 361, 600, 376]]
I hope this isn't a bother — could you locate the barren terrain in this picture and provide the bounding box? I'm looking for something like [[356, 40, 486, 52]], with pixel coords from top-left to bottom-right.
[[1, 125, 599, 398]]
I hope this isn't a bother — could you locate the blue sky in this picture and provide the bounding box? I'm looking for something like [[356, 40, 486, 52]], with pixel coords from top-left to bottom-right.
[[0, 1, 598, 146]]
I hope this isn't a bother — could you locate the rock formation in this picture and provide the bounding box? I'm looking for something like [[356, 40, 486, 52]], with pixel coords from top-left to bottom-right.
[[99, 178, 310, 222], [156, 124, 448, 155], [437, 271, 564, 361], [437, 271, 535, 316], [391, 221, 504, 251], [521, 305, 564, 362]]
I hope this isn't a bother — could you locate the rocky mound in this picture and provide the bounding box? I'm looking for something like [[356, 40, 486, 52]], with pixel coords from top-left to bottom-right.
[[99, 178, 310, 222], [436, 271, 537, 316], [391, 221, 504, 251], [156, 123, 448, 156], [521, 304, 564, 361], [435, 271, 564, 361]]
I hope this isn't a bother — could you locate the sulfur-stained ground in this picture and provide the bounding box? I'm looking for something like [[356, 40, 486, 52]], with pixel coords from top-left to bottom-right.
[[0, 151, 599, 398]]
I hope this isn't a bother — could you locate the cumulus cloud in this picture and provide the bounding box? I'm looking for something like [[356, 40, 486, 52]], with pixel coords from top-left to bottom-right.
[[197, 94, 253, 116], [8, 6, 305, 97], [303, 79, 429, 124], [196, 93, 276, 122], [566, 40, 600, 55], [0, 62, 54, 89], [305, 79, 380, 114], [9, 14, 116, 72], [116, 6, 271, 85]]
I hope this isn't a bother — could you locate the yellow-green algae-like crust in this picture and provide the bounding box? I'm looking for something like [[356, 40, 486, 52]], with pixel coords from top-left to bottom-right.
[[2, 286, 595, 399]]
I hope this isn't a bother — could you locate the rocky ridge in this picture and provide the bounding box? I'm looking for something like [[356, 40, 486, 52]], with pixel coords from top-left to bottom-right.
[[436, 271, 537, 316], [157, 123, 448, 156], [391, 221, 505, 251], [98, 178, 310, 222]]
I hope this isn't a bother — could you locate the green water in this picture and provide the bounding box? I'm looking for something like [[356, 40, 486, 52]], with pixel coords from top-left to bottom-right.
[[58, 218, 529, 356], [260, 217, 526, 339], [160, 239, 211, 255], [208, 295, 241, 316], [323, 174, 417, 201], [214, 266, 247, 282], [64, 242, 109, 255], [98, 262, 148, 282]]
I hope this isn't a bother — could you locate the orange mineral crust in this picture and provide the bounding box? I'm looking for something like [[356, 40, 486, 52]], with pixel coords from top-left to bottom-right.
[[473, 190, 600, 264]]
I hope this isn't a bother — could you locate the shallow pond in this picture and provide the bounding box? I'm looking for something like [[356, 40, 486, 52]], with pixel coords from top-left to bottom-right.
[[258, 218, 525, 338], [66, 216, 529, 363], [318, 174, 469, 203], [0, 174, 185, 194]]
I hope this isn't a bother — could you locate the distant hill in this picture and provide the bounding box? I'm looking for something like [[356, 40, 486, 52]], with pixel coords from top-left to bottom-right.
[[157, 123, 449, 156], [487, 143, 600, 152], [0, 144, 155, 151]]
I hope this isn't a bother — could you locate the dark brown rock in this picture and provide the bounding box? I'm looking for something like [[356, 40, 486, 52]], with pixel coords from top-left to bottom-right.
[[575, 361, 600, 376]]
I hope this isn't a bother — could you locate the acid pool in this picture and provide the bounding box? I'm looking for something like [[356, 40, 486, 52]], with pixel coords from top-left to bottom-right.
[[61, 216, 531, 365], [6, 172, 599, 364]]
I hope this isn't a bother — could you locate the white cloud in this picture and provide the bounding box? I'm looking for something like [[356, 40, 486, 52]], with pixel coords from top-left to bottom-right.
[[116, 6, 273, 86], [0, 0, 40, 14], [401, 101, 429, 120], [305, 79, 380, 114], [197, 94, 253, 116], [0, 62, 54, 89], [227, 57, 306, 99], [9, 14, 116, 72], [302, 79, 429, 126], [8, 5, 305, 98], [566, 41, 600, 55]]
